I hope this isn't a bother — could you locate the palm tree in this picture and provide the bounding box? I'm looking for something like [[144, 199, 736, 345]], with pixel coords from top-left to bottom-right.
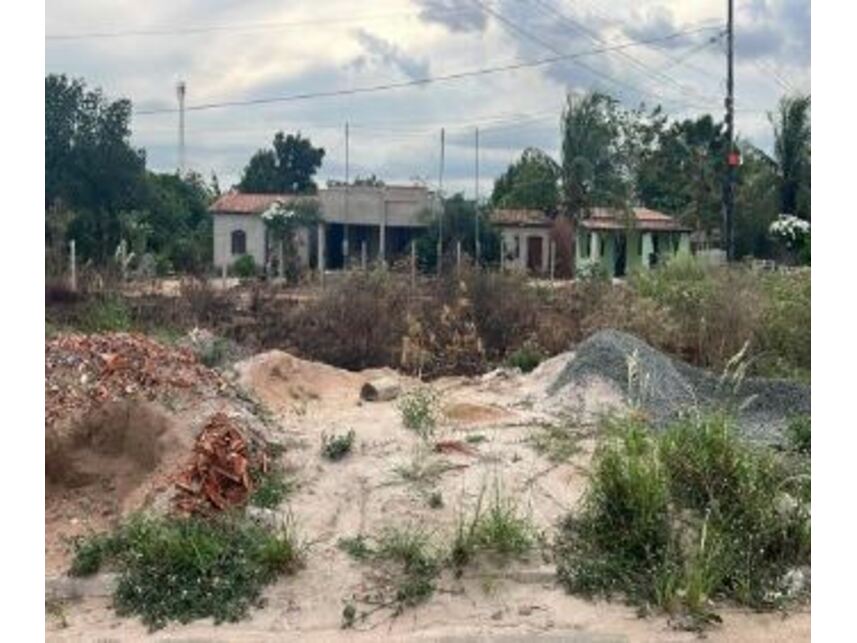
[[770, 94, 811, 220]]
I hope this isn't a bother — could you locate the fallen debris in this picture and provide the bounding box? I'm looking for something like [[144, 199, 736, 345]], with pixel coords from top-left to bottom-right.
[[360, 377, 401, 402], [434, 439, 478, 457], [46, 332, 224, 429], [173, 413, 257, 514]]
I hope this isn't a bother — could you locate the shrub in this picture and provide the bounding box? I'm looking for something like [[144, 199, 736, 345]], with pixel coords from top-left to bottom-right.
[[398, 388, 439, 438], [69, 513, 301, 630], [506, 342, 544, 373], [231, 255, 257, 278], [79, 294, 132, 332], [321, 430, 355, 461], [786, 415, 811, 454], [755, 270, 810, 379], [556, 413, 810, 622], [249, 466, 293, 509]]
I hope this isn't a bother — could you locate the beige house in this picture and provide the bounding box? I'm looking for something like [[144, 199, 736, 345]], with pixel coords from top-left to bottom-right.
[[210, 185, 440, 272], [492, 209, 553, 274]]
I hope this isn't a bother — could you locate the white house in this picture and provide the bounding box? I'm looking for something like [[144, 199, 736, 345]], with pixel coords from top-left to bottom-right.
[[491, 208, 553, 274]]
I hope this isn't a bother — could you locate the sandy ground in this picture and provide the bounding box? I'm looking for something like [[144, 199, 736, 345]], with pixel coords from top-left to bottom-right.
[[45, 350, 810, 642]]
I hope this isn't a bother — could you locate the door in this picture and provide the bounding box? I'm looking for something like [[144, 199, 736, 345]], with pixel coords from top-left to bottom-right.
[[614, 234, 627, 277], [527, 236, 543, 272]]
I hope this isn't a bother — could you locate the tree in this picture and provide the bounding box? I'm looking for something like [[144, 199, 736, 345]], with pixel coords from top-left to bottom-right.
[[561, 92, 633, 217], [770, 94, 811, 220], [46, 74, 147, 263], [636, 114, 727, 234], [415, 194, 500, 270], [733, 143, 779, 258], [262, 198, 322, 279], [492, 148, 560, 211], [238, 132, 325, 194]]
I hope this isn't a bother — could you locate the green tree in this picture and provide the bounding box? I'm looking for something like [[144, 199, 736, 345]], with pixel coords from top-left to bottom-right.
[[415, 194, 500, 270], [492, 148, 560, 211], [46, 74, 147, 263], [561, 92, 632, 217], [262, 198, 322, 279], [238, 132, 325, 194], [734, 143, 779, 258], [636, 114, 727, 234], [770, 94, 811, 220]]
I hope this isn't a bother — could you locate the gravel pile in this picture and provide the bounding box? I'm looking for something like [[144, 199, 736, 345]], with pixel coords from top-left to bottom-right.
[[548, 329, 810, 441]]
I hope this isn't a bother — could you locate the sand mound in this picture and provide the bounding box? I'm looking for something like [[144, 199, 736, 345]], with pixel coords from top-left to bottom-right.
[[548, 329, 810, 440]]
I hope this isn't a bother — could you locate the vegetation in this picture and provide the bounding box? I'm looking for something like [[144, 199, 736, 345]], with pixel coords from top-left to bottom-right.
[[238, 132, 325, 194], [492, 147, 560, 211], [250, 465, 293, 509], [231, 255, 257, 278], [787, 415, 811, 454], [78, 294, 132, 332], [69, 513, 302, 630], [528, 422, 583, 463], [556, 413, 810, 625], [506, 342, 544, 373], [321, 430, 356, 461], [398, 388, 439, 437]]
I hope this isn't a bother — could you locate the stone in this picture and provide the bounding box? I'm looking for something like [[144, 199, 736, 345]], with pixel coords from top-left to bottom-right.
[[360, 377, 401, 402]]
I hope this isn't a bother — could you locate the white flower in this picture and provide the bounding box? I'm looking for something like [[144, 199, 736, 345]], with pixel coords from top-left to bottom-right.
[[770, 215, 809, 248]]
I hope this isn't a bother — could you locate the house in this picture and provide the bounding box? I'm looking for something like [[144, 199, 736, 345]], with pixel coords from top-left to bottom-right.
[[492, 209, 553, 273], [210, 185, 440, 272], [576, 207, 692, 278]]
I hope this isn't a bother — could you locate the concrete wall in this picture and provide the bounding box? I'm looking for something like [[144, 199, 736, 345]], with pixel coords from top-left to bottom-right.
[[501, 227, 550, 273], [319, 186, 439, 227], [213, 213, 267, 270]]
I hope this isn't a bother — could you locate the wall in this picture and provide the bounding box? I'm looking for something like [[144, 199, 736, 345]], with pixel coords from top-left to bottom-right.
[[501, 227, 551, 273], [213, 213, 267, 270], [319, 186, 439, 227]]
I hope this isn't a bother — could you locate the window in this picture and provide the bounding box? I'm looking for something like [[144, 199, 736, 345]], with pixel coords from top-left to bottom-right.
[[231, 229, 247, 255]]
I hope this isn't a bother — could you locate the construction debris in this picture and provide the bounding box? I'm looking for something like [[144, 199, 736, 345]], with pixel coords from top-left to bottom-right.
[[45, 332, 224, 428], [173, 413, 258, 514]]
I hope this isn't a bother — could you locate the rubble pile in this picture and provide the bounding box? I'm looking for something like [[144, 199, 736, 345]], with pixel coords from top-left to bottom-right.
[[45, 332, 224, 428], [172, 413, 260, 514]]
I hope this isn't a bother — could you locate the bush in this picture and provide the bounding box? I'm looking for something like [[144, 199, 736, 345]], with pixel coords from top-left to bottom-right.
[[321, 430, 355, 461], [556, 413, 810, 621], [398, 388, 439, 438], [231, 255, 257, 278], [79, 294, 132, 332], [506, 341, 544, 373], [786, 415, 811, 454], [69, 513, 301, 630], [755, 270, 810, 379]]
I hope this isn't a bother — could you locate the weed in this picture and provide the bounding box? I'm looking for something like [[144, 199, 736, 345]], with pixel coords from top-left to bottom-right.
[[528, 423, 582, 463], [322, 430, 355, 461], [465, 433, 487, 444], [79, 295, 132, 332], [338, 535, 374, 561], [398, 387, 439, 438], [506, 343, 544, 373], [250, 466, 293, 509], [45, 599, 69, 629], [341, 603, 357, 629], [393, 448, 459, 486], [69, 513, 302, 630], [555, 412, 810, 623], [375, 526, 441, 611], [428, 491, 444, 509], [197, 337, 230, 368], [786, 415, 811, 454]]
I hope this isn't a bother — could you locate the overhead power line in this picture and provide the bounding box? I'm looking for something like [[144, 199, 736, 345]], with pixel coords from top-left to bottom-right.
[[133, 25, 724, 116]]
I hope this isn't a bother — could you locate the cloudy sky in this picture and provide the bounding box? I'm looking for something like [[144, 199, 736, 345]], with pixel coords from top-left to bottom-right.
[[46, 0, 810, 196]]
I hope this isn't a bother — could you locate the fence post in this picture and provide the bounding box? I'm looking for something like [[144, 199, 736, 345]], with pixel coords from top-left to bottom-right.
[[500, 237, 505, 273], [550, 240, 556, 281], [69, 239, 77, 292], [411, 240, 417, 288], [361, 240, 367, 270], [318, 222, 326, 289], [456, 241, 461, 276]]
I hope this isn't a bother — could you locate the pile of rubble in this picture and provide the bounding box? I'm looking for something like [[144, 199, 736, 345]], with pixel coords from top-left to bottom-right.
[[45, 332, 225, 428], [173, 413, 261, 514]]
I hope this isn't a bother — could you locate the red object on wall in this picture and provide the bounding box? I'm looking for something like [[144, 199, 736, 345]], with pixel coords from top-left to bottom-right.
[[728, 151, 741, 166]]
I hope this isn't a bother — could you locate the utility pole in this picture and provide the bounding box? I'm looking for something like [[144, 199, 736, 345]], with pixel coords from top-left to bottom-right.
[[344, 121, 350, 266], [724, 0, 736, 261], [176, 80, 186, 175], [474, 127, 481, 265], [437, 127, 445, 275]]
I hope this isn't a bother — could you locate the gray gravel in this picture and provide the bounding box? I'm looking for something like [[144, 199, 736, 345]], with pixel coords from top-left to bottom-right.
[[548, 329, 810, 442]]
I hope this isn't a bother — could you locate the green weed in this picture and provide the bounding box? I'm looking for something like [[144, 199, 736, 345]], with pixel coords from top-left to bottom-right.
[[528, 423, 582, 462], [322, 430, 355, 461], [398, 387, 439, 438]]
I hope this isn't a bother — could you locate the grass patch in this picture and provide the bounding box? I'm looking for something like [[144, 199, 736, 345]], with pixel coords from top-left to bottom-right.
[[398, 387, 439, 438], [505, 343, 544, 373], [79, 295, 132, 333], [528, 423, 582, 463], [786, 415, 811, 455], [427, 491, 444, 509], [250, 466, 293, 509], [392, 448, 459, 486], [465, 433, 487, 444], [555, 412, 810, 626], [321, 430, 355, 461], [338, 535, 374, 561], [69, 513, 302, 630]]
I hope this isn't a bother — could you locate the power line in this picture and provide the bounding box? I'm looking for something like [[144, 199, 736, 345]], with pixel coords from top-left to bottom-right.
[[474, 0, 719, 111], [133, 24, 724, 116], [46, 7, 458, 40], [525, 0, 723, 106]]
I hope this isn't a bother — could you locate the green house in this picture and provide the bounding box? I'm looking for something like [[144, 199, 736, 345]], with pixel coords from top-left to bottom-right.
[[576, 207, 692, 278]]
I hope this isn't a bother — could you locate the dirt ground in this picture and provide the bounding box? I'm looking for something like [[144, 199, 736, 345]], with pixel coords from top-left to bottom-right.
[[45, 348, 810, 642]]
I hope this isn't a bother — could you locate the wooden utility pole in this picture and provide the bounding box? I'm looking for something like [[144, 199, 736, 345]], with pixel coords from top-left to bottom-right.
[[474, 127, 481, 265], [69, 239, 77, 292], [344, 122, 350, 266], [724, 0, 736, 261]]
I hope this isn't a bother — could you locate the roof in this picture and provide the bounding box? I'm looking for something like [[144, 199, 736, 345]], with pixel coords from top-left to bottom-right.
[[209, 192, 300, 215], [491, 209, 553, 227], [580, 207, 692, 232]]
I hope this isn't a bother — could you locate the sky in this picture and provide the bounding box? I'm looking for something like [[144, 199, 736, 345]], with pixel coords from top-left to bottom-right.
[[45, 0, 811, 197]]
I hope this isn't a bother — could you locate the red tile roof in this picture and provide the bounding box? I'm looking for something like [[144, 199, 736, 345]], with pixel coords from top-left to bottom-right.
[[209, 192, 299, 215], [491, 209, 553, 227], [581, 207, 691, 232]]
